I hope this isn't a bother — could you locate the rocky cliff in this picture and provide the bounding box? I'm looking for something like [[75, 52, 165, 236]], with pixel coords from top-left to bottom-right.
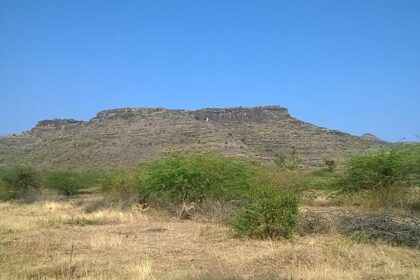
[[0, 106, 388, 169]]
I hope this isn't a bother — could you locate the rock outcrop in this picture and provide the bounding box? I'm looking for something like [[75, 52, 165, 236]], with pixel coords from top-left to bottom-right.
[[0, 106, 388, 169]]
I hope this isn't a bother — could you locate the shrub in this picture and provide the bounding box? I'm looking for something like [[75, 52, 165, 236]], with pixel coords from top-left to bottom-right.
[[325, 160, 336, 172], [336, 145, 420, 208], [0, 165, 40, 200], [339, 150, 403, 192], [45, 171, 84, 196], [232, 189, 299, 239], [139, 153, 254, 204], [392, 143, 420, 187], [103, 169, 141, 207]]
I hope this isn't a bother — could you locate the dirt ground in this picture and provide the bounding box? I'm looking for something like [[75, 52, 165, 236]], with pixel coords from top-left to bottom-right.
[[1, 195, 419, 280]]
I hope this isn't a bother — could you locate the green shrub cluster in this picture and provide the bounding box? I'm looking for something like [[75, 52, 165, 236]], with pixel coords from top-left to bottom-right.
[[139, 153, 254, 204], [339, 150, 403, 192], [45, 169, 105, 196], [45, 171, 84, 196], [339, 143, 420, 192], [101, 153, 301, 239], [392, 143, 420, 186], [232, 188, 299, 239], [0, 153, 302, 239], [0, 165, 40, 200], [0, 166, 106, 200], [336, 143, 420, 209]]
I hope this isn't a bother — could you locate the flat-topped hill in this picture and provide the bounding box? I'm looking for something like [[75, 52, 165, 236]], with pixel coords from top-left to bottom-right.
[[0, 106, 388, 168]]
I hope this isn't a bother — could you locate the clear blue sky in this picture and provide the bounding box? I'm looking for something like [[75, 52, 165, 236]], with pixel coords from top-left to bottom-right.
[[1, 0, 419, 141]]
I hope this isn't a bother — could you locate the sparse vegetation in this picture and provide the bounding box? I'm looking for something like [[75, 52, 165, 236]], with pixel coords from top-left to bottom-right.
[[1, 148, 420, 279], [274, 149, 301, 171]]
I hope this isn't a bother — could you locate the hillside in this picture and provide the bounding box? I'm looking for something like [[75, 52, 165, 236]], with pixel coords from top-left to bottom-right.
[[0, 106, 388, 169]]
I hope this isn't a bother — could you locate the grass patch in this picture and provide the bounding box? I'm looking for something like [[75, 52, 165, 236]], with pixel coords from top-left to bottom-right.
[[301, 168, 339, 191]]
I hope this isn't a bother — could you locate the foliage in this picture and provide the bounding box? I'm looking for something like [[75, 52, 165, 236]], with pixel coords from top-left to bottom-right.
[[339, 144, 420, 192], [335, 144, 420, 208], [274, 150, 301, 170], [0, 165, 40, 200], [325, 160, 336, 172], [339, 150, 403, 192], [274, 156, 286, 167], [45, 170, 85, 196], [45, 169, 106, 196], [232, 188, 299, 239], [138, 153, 254, 204], [392, 143, 420, 187], [102, 169, 141, 207]]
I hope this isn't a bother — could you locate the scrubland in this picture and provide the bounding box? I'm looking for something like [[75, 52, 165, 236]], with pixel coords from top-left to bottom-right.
[[1, 144, 419, 279]]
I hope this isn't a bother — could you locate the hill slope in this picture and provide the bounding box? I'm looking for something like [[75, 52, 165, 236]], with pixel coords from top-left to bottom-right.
[[0, 106, 388, 168]]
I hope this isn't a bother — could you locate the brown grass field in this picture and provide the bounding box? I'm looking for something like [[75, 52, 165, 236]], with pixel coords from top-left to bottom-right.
[[1, 192, 419, 280]]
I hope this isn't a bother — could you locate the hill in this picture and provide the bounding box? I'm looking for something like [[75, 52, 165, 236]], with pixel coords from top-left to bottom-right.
[[0, 106, 388, 168]]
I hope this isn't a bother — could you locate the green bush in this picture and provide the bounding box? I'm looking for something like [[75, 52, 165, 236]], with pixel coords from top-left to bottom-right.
[[392, 143, 420, 187], [336, 144, 420, 209], [103, 169, 141, 206], [139, 153, 254, 204], [45, 171, 84, 196], [339, 150, 403, 192], [233, 189, 299, 239], [0, 165, 40, 200]]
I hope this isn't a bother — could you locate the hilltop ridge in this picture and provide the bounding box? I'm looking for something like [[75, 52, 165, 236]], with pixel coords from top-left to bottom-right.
[[0, 106, 387, 168]]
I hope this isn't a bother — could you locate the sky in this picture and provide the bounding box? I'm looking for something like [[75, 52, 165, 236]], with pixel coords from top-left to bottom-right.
[[0, 0, 419, 142]]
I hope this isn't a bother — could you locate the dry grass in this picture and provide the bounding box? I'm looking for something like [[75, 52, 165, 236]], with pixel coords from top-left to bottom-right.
[[1, 199, 419, 280]]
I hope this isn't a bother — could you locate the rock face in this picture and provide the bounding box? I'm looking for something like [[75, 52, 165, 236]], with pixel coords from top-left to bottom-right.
[[0, 106, 388, 169]]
